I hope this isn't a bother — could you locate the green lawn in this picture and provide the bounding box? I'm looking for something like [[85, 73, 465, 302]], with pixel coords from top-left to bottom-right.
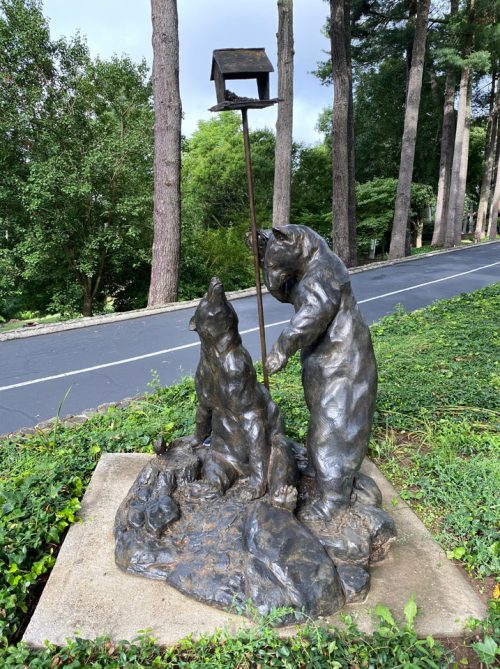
[[0, 284, 499, 667]]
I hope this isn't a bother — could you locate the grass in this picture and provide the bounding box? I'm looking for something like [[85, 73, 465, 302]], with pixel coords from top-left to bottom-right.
[[0, 284, 499, 666], [0, 313, 70, 334]]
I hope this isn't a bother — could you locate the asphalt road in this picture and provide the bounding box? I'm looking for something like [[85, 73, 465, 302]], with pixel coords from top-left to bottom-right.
[[1, 242, 499, 435]]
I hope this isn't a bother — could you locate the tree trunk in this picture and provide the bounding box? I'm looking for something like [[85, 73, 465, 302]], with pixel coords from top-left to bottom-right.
[[452, 74, 472, 244], [444, 0, 475, 248], [148, 0, 182, 307], [487, 146, 500, 240], [82, 282, 93, 317], [389, 0, 431, 259], [475, 71, 498, 241], [414, 218, 424, 247], [405, 0, 418, 83], [432, 67, 456, 246], [445, 64, 472, 247], [345, 0, 357, 266], [273, 0, 294, 229], [330, 0, 356, 267]]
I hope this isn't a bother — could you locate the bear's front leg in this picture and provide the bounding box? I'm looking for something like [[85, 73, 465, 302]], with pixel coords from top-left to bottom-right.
[[194, 404, 212, 445], [239, 477, 267, 501], [265, 344, 288, 375], [238, 409, 270, 501]]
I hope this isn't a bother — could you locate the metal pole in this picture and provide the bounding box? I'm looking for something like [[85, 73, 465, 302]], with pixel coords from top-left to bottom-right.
[[241, 107, 269, 389]]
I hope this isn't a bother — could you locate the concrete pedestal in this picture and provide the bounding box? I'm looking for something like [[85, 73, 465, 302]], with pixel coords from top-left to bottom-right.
[[23, 453, 486, 647]]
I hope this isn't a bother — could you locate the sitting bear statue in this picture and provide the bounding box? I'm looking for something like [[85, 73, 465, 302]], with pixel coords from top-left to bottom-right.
[[188, 276, 297, 508]]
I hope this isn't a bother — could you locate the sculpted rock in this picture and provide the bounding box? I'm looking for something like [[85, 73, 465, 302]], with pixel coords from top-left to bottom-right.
[[336, 564, 370, 603], [144, 496, 180, 536], [244, 500, 345, 618]]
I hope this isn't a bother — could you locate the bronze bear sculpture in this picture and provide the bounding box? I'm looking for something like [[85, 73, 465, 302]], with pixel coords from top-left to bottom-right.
[[188, 276, 297, 508], [260, 225, 378, 522], [115, 246, 395, 619]]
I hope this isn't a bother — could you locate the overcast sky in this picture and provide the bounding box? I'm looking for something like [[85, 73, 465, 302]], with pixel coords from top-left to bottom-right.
[[42, 0, 332, 144]]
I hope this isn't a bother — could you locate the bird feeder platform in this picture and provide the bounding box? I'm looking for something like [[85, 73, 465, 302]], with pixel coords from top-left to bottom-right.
[[209, 98, 279, 113]]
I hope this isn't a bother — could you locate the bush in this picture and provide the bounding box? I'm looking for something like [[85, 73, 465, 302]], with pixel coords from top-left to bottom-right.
[[179, 222, 255, 300], [356, 178, 435, 252]]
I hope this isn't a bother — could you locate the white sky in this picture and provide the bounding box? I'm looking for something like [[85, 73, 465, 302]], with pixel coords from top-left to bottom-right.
[[42, 0, 332, 144]]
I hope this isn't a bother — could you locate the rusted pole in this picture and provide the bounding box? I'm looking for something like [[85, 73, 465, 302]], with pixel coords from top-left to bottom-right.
[[241, 107, 269, 389]]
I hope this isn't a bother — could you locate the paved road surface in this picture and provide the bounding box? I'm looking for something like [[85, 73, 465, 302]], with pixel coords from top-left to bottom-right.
[[1, 243, 499, 435]]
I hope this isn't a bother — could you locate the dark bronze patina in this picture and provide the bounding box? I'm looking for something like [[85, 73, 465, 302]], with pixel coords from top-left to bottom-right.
[[187, 277, 296, 503], [260, 225, 378, 523], [115, 252, 395, 620]]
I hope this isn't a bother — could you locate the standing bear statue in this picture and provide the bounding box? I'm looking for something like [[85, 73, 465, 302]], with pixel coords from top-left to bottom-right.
[[259, 225, 378, 522]]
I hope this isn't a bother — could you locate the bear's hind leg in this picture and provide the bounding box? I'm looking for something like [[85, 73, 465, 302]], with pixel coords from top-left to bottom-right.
[[298, 422, 364, 523], [188, 452, 237, 500], [268, 436, 298, 511]]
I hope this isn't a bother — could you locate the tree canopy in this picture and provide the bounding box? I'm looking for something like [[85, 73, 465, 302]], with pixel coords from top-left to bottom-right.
[[1, 0, 153, 317], [1, 0, 499, 320]]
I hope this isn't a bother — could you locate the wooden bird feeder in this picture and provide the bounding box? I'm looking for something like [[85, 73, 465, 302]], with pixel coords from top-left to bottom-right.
[[209, 48, 278, 112]]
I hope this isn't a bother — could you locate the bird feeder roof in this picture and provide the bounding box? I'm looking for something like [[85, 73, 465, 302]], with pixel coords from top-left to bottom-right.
[[210, 48, 274, 80]]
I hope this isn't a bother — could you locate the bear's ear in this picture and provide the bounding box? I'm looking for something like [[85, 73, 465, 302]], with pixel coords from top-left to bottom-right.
[[188, 315, 197, 331], [272, 227, 292, 243]]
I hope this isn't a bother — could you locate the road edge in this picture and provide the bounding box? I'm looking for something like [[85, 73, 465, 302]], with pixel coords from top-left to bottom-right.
[[2, 240, 498, 342]]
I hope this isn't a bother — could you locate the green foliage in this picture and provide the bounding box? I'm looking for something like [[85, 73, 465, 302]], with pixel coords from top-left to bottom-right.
[[0, 0, 153, 318], [179, 112, 275, 299], [473, 634, 499, 667], [179, 222, 255, 300], [314, 0, 499, 222], [290, 166, 437, 255], [356, 178, 435, 252], [436, 0, 499, 74], [469, 599, 500, 668], [0, 380, 196, 644], [1, 598, 454, 667], [20, 53, 153, 316], [467, 123, 488, 199], [435, 46, 491, 73], [353, 58, 406, 182], [355, 178, 400, 251], [371, 286, 500, 424], [315, 3, 443, 186], [181, 113, 275, 229], [371, 286, 500, 576], [0, 0, 54, 318], [396, 420, 499, 575], [291, 143, 332, 236]]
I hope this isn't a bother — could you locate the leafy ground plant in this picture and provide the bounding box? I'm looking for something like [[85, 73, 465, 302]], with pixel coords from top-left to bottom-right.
[[0, 284, 499, 665], [2, 597, 455, 668]]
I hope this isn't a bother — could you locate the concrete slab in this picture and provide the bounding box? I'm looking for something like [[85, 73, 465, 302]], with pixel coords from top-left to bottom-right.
[[23, 454, 487, 648]]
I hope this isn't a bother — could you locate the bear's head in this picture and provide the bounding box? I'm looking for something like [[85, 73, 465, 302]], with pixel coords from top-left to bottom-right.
[[264, 225, 324, 302], [189, 277, 241, 349]]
